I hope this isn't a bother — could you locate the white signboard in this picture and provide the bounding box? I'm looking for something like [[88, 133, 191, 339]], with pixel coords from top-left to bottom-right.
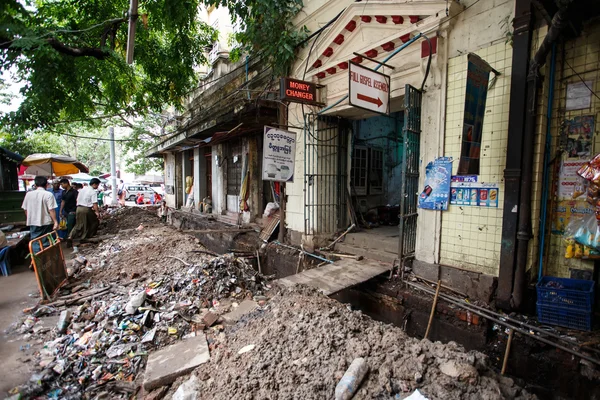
[[349, 62, 391, 115], [262, 126, 296, 182], [566, 81, 593, 111]]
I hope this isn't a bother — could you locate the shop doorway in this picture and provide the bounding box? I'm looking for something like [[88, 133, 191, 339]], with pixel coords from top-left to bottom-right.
[[226, 140, 242, 213], [341, 85, 422, 265]]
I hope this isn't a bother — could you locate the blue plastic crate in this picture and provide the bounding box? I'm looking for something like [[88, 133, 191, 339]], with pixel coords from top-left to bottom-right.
[[536, 276, 595, 312], [537, 303, 592, 331]]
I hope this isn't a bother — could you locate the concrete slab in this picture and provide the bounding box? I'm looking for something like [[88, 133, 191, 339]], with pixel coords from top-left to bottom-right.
[[143, 333, 210, 391], [276, 258, 391, 296], [221, 300, 258, 324], [335, 243, 397, 264]]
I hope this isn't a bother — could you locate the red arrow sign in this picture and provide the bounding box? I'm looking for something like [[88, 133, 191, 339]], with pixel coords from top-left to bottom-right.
[[357, 93, 383, 108]]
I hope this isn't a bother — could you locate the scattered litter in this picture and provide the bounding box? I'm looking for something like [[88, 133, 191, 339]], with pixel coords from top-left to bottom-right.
[[403, 389, 429, 400], [237, 344, 256, 354]]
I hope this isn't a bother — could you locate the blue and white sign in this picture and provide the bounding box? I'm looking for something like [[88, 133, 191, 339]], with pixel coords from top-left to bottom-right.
[[262, 126, 296, 182], [419, 157, 452, 211]]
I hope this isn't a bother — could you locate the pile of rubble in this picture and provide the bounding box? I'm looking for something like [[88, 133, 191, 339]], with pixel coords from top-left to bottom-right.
[[166, 286, 535, 400], [7, 223, 269, 399], [99, 207, 161, 234]]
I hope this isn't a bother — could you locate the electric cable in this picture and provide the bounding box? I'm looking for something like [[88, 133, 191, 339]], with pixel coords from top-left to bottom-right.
[[564, 58, 600, 101]]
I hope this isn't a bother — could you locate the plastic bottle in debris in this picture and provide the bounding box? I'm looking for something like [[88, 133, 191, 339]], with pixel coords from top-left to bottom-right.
[[57, 310, 71, 334], [335, 358, 369, 400]]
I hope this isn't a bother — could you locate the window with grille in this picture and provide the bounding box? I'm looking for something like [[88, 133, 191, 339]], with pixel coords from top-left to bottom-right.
[[351, 146, 368, 195], [369, 148, 383, 194], [227, 140, 242, 195]]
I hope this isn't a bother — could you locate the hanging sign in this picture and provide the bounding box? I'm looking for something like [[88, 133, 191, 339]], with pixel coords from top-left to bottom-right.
[[419, 157, 452, 210], [280, 78, 319, 106], [262, 126, 296, 183], [349, 62, 390, 115]]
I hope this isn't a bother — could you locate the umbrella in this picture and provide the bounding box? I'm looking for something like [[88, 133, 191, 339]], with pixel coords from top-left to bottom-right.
[[22, 153, 89, 176]]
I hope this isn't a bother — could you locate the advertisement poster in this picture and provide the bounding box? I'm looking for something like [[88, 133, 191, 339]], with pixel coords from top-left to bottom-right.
[[558, 158, 588, 200], [262, 126, 296, 182], [418, 157, 452, 210], [457, 54, 494, 175], [566, 81, 593, 111], [450, 186, 499, 207], [552, 200, 594, 234], [564, 115, 594, 158], [451, 175, 478, 183]]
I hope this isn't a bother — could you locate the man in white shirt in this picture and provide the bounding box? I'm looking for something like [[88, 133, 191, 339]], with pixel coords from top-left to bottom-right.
[[21, 176, 59, 254], [69, 178, 101, 243]]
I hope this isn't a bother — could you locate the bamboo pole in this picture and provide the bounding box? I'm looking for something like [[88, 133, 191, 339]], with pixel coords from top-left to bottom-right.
[[424, 280, 441, 340]]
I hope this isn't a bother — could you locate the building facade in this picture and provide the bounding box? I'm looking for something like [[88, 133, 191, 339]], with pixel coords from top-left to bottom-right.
[[150, 0, 600, 309]]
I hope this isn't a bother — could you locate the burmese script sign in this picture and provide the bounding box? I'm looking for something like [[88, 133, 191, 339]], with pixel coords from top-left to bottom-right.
[[349, 62, 390, 115], [280, 78, 319, 105]]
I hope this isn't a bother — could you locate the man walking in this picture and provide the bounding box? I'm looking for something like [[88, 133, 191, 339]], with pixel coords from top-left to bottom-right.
[[59, 178, 78, 238], [47, 180, 65, 238], [21, 176, 59, 254], [69, 178, 101, 246]]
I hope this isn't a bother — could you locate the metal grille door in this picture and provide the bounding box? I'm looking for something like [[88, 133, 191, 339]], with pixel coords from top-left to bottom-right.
[[304, 114, 348, 235], [398, 85, 422, 263]]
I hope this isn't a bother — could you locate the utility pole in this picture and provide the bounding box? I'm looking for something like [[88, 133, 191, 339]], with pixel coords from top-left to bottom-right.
[[126, 0, 139, 65], [109, 127, 118, 205]]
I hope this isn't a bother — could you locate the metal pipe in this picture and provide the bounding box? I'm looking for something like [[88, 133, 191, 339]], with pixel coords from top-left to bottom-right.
[[272, 240, 333, 264], [513, 9, 568, 309], [406, 281, 600, 366], [537, 44, 557, 281]]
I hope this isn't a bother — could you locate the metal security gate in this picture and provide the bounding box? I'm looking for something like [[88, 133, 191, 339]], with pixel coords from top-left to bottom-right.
[[304, 114, 348, 235], [398, 85, 422, 264]]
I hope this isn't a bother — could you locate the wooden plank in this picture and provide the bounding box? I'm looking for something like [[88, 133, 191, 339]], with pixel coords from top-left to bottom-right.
[[276, 258, 391, 296], [259, 215, 280, 241]]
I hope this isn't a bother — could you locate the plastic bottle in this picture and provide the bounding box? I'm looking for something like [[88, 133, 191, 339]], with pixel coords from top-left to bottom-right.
[[335, 358, 369, 400]]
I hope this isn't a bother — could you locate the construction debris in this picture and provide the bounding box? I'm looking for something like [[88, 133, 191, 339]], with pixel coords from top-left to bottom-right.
[[170, 287, 535, 400], [6, 208, 270, 399]]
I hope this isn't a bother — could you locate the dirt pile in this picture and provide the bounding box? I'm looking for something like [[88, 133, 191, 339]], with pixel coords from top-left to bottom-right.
[[180, 287, 534, 400], [99, 207, 160, 234]]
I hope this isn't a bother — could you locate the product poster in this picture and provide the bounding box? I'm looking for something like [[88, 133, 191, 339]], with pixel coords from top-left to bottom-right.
[[564, 115, 594, 158], [262, 126, 296, 182], [450, 184, 499, 208], [552, 200, 594, 234], [418, 157, 452, 210], [558, 157, 588, 200]]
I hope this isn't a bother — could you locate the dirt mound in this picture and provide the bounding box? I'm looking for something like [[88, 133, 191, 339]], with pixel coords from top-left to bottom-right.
[[183, 287, 533, 400], [99, 207, 160, 234], [79, 225, 210, 283]]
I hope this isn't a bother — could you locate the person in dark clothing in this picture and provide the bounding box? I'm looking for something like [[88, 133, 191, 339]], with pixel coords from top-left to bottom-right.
[[59, 178, 78, 237]]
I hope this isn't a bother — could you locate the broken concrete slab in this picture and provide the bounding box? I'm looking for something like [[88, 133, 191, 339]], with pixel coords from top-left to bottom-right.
[[221, 300, 258, 324], [143, 334, 210, 391]]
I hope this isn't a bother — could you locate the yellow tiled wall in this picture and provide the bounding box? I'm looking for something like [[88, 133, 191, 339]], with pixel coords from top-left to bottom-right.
[[440, 42, 513, 276], [544, 23, 600, 278]]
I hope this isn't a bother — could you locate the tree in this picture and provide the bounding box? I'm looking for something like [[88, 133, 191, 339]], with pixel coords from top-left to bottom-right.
[[0, 129, 61, 156], [1, 0, 217, 129]]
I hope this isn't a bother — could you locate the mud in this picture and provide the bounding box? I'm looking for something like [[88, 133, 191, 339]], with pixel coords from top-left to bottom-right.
[[178, 287, 534, 400]]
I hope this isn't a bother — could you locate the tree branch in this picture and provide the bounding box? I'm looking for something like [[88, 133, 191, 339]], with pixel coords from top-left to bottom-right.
[[45, 38, 110, 59]]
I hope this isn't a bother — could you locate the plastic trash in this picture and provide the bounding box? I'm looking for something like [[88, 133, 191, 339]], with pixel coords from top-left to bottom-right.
[[173, 375, 199, 400], [57, 310, 71, 334], [125, 291, 146, 314], [335, 357, 369, 400]]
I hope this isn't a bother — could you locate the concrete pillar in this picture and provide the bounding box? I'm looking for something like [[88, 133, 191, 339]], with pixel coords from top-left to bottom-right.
[[193, 148, 201, 210], [182, 150, 191, 206], [414, 32, 449, 265], [198, 148, 208, 201], [213, 144, 226, 214]]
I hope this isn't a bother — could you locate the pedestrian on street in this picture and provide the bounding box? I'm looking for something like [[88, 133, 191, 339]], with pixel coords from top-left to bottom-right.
[[21, 176, 59, 255], [159, 200, 168, 223], [69, 178, 101, 246], [136, 192, 145, 205], [47, 180, 65, 239], [118, 180, 126, 206], [59, 178, 78, 239]]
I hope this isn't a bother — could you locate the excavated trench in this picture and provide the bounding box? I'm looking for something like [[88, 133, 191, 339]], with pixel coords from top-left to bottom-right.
[[169, 211, 599, 399], [331, 277, 600, 400]]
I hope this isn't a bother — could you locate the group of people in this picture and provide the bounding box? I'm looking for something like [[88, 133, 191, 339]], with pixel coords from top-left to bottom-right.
[[22, 176, 102, 254]]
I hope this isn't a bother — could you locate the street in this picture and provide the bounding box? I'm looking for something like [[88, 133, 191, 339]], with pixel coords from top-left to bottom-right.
[[0, 207, 538, 399]]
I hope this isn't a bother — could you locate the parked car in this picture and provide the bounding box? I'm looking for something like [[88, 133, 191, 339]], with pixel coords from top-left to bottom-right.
[[124, 184, 158, 201]]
